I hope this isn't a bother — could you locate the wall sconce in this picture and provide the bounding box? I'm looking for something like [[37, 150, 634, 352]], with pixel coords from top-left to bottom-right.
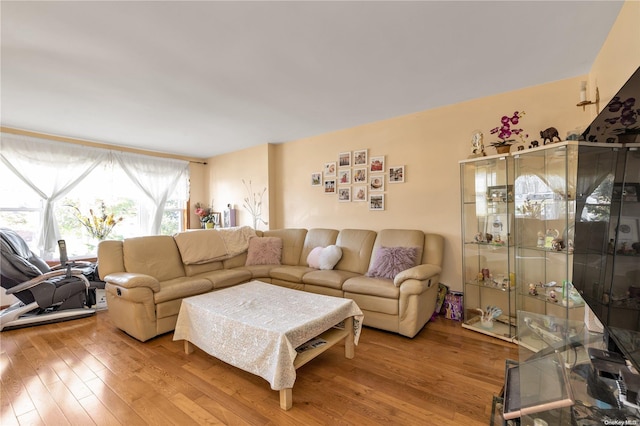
[[577, 80, 599, 110]]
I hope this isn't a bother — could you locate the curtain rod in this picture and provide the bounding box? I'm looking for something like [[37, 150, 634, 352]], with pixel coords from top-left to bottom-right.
[[1, 127, 208, 165]]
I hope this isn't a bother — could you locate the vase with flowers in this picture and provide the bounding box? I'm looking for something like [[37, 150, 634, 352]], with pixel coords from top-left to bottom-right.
[[489, 111, 528, 153], [194, 202, 218, 228], [69, 202, 123, 241]]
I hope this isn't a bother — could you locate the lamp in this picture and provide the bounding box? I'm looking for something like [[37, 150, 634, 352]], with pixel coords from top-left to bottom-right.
[[577, 80, 599, 110]]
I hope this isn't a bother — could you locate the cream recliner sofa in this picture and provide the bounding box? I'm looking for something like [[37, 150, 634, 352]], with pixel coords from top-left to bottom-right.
[[98, 227, 444, 342]]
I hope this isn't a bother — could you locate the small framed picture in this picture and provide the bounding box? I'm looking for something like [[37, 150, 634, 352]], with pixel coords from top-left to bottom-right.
[[338, 187, 351, 202], [388, 165, 405, 183], [353, 167, 367, 184], [370, 156, 385, 173], [338, 151, 351, 168], [354, 149, 368, 166], [311, 172, 322, 186], [370, 176, 384, 192], [324, 162, 336, 177], [353, 185, 367, 202], [370, 194, 385, 211], [338, 169, 351, 185], [324, 179, 336, 194]]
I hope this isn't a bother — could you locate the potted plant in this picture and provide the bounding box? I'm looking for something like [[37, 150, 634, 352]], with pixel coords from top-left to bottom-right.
[[489, 111, 528, 154]]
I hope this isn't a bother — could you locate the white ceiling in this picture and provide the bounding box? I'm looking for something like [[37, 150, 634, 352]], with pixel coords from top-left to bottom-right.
[[1, 1, 625, 159]]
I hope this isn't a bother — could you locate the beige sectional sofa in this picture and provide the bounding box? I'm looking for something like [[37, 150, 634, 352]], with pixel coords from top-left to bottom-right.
[[98, 227, 444, 342]]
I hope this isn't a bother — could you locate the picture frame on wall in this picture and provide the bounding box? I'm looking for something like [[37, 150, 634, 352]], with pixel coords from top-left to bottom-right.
[[324, 162, 336, 177], [388, 165, 405, 183], [354, 149, 368, 166], [311, 172, 322, 186], [324, 179, 336, 194], [339, 151, 352, 168], [370, 156, 385, 173], [353, 167, 367, 183], [370, 175, 384, 192], [353, 185, 367, 202], [338, 169, 351, 185], [338, 187, 351, 202], [370, 194, 384, 211]]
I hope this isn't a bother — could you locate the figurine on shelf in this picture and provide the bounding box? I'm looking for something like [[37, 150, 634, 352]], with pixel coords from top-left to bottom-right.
[[528, 283, 538, 296], [548, 289, 557, 302], [485, 233, 493, 243], [474, 232, 485, 243], [551, 238, 565, 251], [537, 231, 545, 248], [469, 130, 486, 158], [476, 305, 502, 329], [608, 239, 615, 254], [482, 268, 491, 282]]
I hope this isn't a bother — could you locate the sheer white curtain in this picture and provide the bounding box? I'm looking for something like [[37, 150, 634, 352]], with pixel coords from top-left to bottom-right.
[[0, 133, 107, 256], [113, 151, 188, 235]]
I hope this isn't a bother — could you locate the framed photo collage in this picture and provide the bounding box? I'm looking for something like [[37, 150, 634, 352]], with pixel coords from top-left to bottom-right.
[[311, 149, 405, 211]]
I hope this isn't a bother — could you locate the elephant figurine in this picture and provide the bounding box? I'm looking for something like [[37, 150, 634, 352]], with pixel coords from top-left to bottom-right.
[[540, 127, 561, 145]]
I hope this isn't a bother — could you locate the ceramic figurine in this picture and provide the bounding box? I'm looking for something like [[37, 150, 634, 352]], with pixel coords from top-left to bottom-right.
[[529, 283, 538, 296], [469, 130, 486, 158], [540, 127, 561, 144], [537, 231, 545, 248]]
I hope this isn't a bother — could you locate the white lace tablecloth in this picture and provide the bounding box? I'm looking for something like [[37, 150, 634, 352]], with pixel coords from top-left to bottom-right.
[[173, 281, 363, 390]]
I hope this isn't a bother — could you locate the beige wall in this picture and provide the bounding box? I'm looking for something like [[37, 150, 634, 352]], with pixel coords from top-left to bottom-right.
[[203, 143, 272, 231], [206, 1, 639, 291], [589, 0, 640, 112]]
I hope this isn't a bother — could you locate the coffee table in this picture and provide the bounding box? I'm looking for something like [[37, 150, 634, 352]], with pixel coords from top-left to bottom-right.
[[173, 280, 364, 410]]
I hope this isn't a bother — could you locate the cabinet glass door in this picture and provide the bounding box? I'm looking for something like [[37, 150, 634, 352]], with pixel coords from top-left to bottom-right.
[[460, 154, 515, 341]]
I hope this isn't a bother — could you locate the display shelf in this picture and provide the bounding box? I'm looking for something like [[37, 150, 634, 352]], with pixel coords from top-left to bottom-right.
[[460, 154, 516, 341]]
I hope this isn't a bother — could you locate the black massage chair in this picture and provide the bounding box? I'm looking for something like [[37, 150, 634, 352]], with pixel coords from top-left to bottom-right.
[[1, 228, 99, 331]]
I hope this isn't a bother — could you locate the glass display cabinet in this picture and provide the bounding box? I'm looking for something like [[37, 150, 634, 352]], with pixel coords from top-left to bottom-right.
[[512, 142, 588, 352], [460, 154, 516, 341]]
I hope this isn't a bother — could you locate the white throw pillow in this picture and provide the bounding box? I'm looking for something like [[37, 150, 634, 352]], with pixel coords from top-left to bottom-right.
[[319, 245, 342, 270], [307, 246, 323, 269]]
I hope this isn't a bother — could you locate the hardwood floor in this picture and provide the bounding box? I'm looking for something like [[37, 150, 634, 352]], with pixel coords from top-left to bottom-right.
[[1, 310, 518, 425]]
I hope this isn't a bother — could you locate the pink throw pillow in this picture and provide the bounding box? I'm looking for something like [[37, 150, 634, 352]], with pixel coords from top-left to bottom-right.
[[245, 237, 283, 266]]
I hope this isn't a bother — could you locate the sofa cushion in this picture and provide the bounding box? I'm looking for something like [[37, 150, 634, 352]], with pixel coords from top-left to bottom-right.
[[123, 235, 185, 282], [262, 228, 307, 266], [334, 229, 377, 274], [343, 275, 400, 299], [245, 237, 283, 266], [153, 276, 213, 304], [299, 228, 339, 265], [303, 269, 360, 290], [367, 246, 419, 280], [270, 265, 313, 283]]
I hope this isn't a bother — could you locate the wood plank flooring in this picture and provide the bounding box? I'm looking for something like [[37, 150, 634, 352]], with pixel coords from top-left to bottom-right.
[[1, 310, 518, 425]]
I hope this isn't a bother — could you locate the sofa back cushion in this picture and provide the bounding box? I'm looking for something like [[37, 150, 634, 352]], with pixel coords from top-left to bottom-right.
[[423, 233, 445, 267], [97, 240, 124, 280], [123, 235, 185, 281], [369, 229, 425, 271], [335, 229, 377, 274], [262, 229, 307, 266], [300, 228, 339, 265]]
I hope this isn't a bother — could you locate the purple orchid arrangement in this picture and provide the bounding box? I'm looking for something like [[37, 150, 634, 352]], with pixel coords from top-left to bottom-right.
[[490, 111, 529, 146]]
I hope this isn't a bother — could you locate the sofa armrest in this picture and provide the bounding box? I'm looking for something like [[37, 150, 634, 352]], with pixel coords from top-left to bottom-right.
[[393, 264, 442, 287], [103, 272, 161, 292]]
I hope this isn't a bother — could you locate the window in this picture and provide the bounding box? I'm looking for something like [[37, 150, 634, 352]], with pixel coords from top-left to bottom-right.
[[0, 133, 189, 259]]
